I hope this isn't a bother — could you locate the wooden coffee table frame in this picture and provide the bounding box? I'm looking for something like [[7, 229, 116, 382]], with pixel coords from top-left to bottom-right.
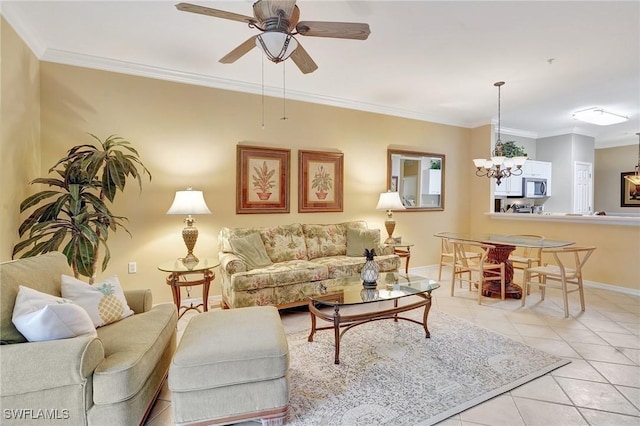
[[307, 291, 435, 364]]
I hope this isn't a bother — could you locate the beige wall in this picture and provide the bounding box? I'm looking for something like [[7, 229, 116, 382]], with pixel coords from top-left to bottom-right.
[[3, 23, 636, 304], [0, 18, 41, 261], [36, 62, 472, 303]]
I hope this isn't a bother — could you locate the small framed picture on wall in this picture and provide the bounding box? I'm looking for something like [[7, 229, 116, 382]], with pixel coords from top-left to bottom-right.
[[298, 150, 344, 213], [236, 145, 290, 214], [621, 172, 640, 207]]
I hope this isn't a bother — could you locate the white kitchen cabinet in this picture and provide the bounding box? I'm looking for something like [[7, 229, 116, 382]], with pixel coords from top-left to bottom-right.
[[523, 160, 551, 179], [494, 174, 523, 196]]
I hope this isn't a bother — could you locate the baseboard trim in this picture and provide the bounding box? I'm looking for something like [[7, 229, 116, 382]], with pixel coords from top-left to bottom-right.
[[410, 265, 640, 297]]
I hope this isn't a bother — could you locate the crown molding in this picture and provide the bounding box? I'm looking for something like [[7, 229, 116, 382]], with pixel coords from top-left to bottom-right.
[[40, 48, 471, 129], [2, 7, 47, 57]]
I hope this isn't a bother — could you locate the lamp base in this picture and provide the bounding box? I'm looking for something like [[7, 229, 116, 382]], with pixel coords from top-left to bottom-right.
[[181, 253, 199, 270], [181, 220, 199, 270], [384, 219, 396, 244]]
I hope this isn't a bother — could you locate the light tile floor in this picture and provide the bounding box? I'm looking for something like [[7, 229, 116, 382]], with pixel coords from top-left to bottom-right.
[[145, 266, 640, 425]]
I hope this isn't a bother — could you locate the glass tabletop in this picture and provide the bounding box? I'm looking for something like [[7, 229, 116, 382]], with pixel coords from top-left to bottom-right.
[[434, 232, 574, 248], [157, 258, 220, 273], [304, 273, 440, 307]]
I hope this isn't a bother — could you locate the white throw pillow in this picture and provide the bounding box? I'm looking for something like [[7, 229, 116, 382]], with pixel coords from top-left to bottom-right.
[[61, 275, 134, 327], [12, 285, 71, 318], [13, 303, 97, 342]]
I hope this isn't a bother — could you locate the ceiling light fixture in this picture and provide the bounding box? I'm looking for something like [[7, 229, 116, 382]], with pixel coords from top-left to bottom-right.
[[572, 107, 629, 126], [473, 81, 527, 186], [256, 32, 298, 63], [625, 132, 640, 185]]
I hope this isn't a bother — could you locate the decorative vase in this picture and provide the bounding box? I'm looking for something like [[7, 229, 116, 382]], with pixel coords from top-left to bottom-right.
[[360, 248, 379, 288]]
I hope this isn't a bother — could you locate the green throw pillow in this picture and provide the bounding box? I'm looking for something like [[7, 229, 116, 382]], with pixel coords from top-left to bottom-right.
[[346, 228, 381, 257], [229, 233, 273, 270]]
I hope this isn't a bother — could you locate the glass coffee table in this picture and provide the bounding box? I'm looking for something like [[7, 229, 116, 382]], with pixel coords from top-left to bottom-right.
[[304, 273, 440, 364]]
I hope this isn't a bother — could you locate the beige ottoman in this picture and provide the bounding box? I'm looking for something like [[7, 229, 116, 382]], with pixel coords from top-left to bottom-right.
[[169, 306, 289, 425]]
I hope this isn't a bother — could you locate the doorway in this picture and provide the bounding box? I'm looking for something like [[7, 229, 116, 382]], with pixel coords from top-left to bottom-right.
[[573, 161, 593, 214]]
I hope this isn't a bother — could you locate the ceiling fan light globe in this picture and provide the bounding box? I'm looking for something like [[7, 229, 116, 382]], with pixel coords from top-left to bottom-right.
[[256, 32, 298, 62]]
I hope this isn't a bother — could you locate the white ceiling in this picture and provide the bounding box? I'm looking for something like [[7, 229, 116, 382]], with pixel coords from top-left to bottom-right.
[[3, 1, 639, 148]]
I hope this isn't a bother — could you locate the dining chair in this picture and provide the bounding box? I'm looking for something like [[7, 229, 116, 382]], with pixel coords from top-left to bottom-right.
[[521, 246, 596, 318], [450, 240, 506, 304], [437, 237, 481, 281], [508, 234, 544, 291]]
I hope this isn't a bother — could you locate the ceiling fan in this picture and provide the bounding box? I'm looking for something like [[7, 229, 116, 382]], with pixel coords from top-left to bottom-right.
[[175, 1, 371, 74]]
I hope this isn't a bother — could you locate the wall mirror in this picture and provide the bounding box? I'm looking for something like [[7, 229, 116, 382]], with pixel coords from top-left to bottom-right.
[[387, 149, 445, 211]]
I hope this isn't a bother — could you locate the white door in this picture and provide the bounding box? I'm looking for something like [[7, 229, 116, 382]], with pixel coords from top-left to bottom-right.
[[573, 162, 593, 214]]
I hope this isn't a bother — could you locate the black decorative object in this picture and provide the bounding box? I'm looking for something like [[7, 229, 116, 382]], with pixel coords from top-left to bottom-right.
[[360, 248, 379, 288]]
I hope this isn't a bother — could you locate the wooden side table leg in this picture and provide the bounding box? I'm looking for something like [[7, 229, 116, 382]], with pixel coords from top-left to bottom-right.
[[203, 270, 213, 312], [167, 273, 181, 315], [405, 247, 411, 274], [333, 305, 341, 365]]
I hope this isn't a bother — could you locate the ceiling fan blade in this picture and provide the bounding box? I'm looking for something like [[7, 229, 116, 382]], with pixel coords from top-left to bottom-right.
[[289, 5, 301, 30], [253, 0, 296, 22], [290, 43, 318, 74], [296, 21, 371, 40], [176, 3, 256, 24], [219, 36, 258, 64]]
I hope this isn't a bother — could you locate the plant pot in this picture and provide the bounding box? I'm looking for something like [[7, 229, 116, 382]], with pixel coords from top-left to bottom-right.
[[257, 192, 272, 200]]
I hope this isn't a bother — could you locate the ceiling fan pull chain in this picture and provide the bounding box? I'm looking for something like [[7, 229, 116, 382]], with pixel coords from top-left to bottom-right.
[[261, 54, 265, 129], [281, 62, 288, 120]]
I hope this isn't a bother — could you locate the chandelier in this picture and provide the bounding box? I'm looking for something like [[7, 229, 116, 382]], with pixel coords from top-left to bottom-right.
[[625, 132, 640, 185], [473, 81, 527, 185]]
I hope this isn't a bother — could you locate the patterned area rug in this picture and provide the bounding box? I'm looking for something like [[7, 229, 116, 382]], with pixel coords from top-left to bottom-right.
[[286, 311, 569, 425]]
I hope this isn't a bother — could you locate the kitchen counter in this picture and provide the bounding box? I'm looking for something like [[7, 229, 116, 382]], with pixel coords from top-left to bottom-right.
[[488, 212, 640, 226]]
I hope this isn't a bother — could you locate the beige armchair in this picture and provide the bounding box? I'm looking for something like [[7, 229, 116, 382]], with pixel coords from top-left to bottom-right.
[[0, 252, 177, 426]]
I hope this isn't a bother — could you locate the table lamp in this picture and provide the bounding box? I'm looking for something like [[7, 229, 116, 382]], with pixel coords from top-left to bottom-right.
[[376, 191, 405, 244], [167, 187, 211, 269]]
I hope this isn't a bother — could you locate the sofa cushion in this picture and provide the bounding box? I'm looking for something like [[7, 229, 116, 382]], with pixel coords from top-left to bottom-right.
[[259, 224, 308, 262], [92, 303, 177, 405], [346, 227, 381, 257], [311, 254, 401, 279], [229, 233, 272, 270], [62, 275, 134, 327], [302, 224, 347, 259], [229, 260, 329, 292], [0, 252, 72, 344]]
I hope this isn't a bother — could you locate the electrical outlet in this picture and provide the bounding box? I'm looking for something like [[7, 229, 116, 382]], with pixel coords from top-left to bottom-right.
[[128, 262, 137, 274]]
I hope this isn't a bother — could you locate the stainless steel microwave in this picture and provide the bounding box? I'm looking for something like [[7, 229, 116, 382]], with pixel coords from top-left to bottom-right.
[[523, 178, 547, 198]]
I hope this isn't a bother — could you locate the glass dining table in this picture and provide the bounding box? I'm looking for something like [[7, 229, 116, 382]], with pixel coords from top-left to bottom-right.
[[434, 232, 574, 299]]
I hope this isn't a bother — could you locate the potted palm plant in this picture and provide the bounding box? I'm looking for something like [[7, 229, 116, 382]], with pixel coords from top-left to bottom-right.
[[311, 165, 333, 199], [13, 134, 151, 283], [252, 161, 276, 200]]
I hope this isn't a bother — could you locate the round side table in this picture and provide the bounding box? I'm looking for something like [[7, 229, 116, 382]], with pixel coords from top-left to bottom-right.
[[158, 258, 220, 318], [385, 242, 414, 274]]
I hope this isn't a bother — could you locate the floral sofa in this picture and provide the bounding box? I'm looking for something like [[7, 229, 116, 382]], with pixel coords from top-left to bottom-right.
[[218, 221, 401, 308]]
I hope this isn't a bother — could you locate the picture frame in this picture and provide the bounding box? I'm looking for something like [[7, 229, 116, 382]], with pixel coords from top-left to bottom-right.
[[298, 150, 344, 212], [237, 145, 290, 214], [620, 172, 640, 207]]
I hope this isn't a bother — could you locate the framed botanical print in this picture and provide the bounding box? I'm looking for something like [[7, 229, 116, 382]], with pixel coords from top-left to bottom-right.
[[237, 145, 290, 214], [621, 172, 640, 207], [298, 150, 344, 212]]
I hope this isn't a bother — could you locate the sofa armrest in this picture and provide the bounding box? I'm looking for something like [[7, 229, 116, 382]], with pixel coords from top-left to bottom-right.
[[219, 252, 248, 275], [0, 336, 105, 397], [124, 289, 153, 314]]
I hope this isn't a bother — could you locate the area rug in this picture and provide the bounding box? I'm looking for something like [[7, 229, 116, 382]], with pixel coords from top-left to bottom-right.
[[285, 311, 570, 425]]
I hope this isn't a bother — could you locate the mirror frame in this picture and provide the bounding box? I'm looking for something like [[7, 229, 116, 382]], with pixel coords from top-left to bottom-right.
[[387, 148, 445, 212]]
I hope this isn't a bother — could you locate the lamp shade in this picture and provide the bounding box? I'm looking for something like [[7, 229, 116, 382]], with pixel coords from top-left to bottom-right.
[[376, 192, 405, 210], [256, 32, 298, 62], [166, 189, 211, 215]]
